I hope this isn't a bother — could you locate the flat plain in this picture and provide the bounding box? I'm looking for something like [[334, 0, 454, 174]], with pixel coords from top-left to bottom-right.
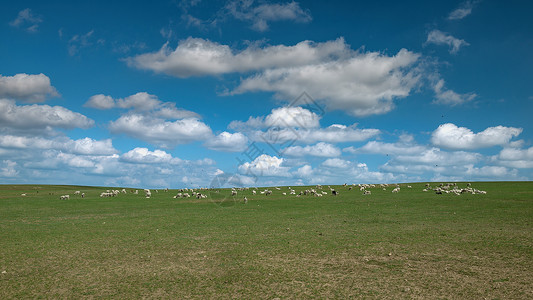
[[0, 182, 532, 299]]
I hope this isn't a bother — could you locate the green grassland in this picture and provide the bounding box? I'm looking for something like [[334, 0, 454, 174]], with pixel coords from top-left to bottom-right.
[[0, 182, 532, 299]]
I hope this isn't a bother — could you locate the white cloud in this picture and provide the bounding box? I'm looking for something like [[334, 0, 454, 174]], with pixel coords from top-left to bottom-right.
[[296, 164, 313, 177], [448, 1, 478, 20], [322, 158, 351, 169], [128, 37, 421, 116], [204, 131, 248, 152], [492, 146, 533, 169], [84, 92, 200, 118], [224, 0, 312, 31], [0, 135, 117, 155], [283, 142, 340, 157], [230, 106, 380, 144], [251, 124, 380, 144], [121, 147, 179, 164], [395, 147, 481, 166], [426, 30, 469, 54], [238, 154, 291, 177], [109, 114, 212, 148], [0, 160, 18, 177], [127, 37, 348, 77], [85, 94, 115, 109], [264, 106, 320, 128], [345, 140, 427, 156], [432, 79, 476, 105], [233, 48, 421, 116], [0, 99, 94, 133], [431, 123, 522, 150], [0, 73, 59, 103], [9, 8, 42, 33], [229, 106, 321, 130]]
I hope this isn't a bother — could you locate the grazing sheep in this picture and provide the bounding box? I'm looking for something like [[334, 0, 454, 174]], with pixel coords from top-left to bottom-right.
[[231, 190, 237, 196], [252, 190, 256, 195], [74, 191, 81, 195], [331, 190, 339, 196], [392, 187, 400, 193], [60, 195, 70, 200], [363, 190, 371, 195], [244, 196, 248, 204], [81, 193, 85, 198], [144, 189, 151, 198]]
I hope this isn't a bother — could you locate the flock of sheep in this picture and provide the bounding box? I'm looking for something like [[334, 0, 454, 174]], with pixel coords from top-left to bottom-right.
[[17, 182, 486, 201]]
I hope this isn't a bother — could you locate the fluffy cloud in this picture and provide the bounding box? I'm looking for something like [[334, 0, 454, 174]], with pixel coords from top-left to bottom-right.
[[0, 135, 117, 155], [224, 0, 312, 31], [432, 79, 476, 105], [426, 30, 469, 54], [283, 142, 340, 157], [238, 154, 291, 177], [492, 146, 533, 169], [431, 123, 523, 150], [129, 37, 421, 116], [251, 124, 380, 144], [0, 74, 59, 103], [127, 37, 348, 77], [345, 139, 427, 156], [230, 106, 320, 130], [0, 99, 94, 133], [9, 8, 42, 33], [234, 48, 420, 116], [109, 114, 212, 148], [448, 1, 478, 20], [204, 131, 248, 152], [85, 92, 201, 119], [121, 147, 178, 164], [230, 106, 380, 144]]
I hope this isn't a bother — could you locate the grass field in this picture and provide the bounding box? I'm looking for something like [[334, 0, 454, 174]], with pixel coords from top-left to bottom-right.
[[0, 182, 532, 299]]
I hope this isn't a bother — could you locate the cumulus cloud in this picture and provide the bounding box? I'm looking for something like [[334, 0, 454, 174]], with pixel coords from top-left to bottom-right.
[[85, 92, 200, 118], [128, 37, 421, 116], [431, 123, 522, 150], [296, 164, 313, 177], [230, 106, 320, 130], [432, 79, 476, 105], [233, 48, 421, 116], [0, 73, 59, 103], [0, 135, 117, 155], [322, 158, 351, 169], [283, 142, 341, 157], [204, 131, 248, 152], [229, 106, 380, 144], [345, 140, 427, 156], [0, 99, 94, 133], [121, 147, 179, 164], [127, 37, 348, 77], [492, 146, 533, 169], [426, 30, 469, 54], [224, 0, 312, 31], [109, 114, 212, 148], [9, 8, 42, 33], [251, 124, 380, 144], [238, 154, 291, 177], [448, 1, 478, 20]]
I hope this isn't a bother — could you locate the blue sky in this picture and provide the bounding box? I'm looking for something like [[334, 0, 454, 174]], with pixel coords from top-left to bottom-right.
[[1, 0, 532, 188]]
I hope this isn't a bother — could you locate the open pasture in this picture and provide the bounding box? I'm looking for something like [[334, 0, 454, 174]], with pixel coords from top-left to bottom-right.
[[0, 182, 532, 298]]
